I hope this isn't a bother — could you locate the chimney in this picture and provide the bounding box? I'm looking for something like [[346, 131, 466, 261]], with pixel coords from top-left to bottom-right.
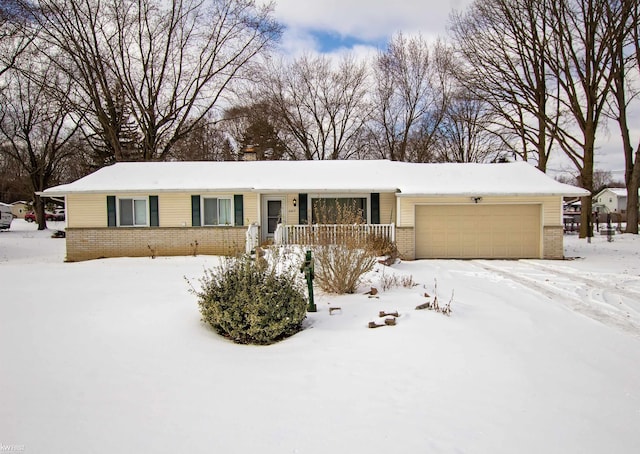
[[243, 144, 257, 161]]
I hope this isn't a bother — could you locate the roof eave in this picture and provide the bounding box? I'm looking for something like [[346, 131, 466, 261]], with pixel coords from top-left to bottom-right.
[[40, 187, 400, 196], [39, 187, 258, 196], [397, 190, 591, 198]]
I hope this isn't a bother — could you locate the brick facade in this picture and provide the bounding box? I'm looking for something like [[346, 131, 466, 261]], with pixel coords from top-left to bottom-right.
[[396, 226, 415, 260], [65, 227, 247, 262], [65, 224, 565, 262], [543, 225, 564, 259]]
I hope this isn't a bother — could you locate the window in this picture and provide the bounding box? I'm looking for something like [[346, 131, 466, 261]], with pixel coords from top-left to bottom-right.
[[202, 197, 232, 225], [311, 197, 367, 224], [119, 198, 147, 226]]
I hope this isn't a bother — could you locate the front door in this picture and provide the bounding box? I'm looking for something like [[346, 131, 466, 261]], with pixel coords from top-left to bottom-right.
[[263, 197, 284, 242]]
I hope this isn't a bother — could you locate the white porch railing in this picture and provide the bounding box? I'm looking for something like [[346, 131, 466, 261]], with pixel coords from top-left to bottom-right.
[[245, 222, 259, 254], [274, 223, 395, 246]]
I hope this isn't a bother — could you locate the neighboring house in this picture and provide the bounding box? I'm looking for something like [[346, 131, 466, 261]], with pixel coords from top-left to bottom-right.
[[41, 160, 588, 262], [10, 201, 29, 219], [594, 187, 638, 214]]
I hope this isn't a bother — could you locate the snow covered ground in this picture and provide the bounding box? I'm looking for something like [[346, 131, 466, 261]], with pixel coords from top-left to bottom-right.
[[1, 220, 639, 454]]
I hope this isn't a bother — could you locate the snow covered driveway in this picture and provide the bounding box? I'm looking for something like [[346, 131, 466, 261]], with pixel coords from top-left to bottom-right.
[[1, 222, 639, 454], [474, 258, 640, 338]]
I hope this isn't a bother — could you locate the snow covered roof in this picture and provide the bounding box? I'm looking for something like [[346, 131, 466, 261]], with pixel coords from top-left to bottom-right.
[[608, 188, 629, 197], [595, 187, 640, 199], [42, 160, 589, 197], [393, 161, 589, 197]]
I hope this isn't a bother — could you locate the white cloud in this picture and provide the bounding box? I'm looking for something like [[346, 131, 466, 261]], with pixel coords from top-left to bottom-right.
[[262, 0, 635, 177], [263, 0, 472, 54]]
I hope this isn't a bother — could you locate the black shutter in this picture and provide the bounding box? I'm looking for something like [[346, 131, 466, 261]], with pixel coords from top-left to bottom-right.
[[234, 194, 244, 226], [298, 193, 308, 224], [107, 196, 116, 227], [191, 195, 201, 226], [149, 196, 159, 227], [371, 193, 380, 224]]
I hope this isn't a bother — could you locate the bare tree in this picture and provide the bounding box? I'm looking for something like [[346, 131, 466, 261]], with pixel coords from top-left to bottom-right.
[[544, 0, 632, 238], [0, 0, 35, 80], [554, 169, 624, 193], [449, 0, 559, 171], [369, 34, 452, 162], [434, 89, 505, 163], [169, 118, 236, 161], [0, 151, 31, 202], [259, 53, 371, 160], [0, 59, 79, 229], [607, 0, 640, 233], [24, 0, 281, 164]]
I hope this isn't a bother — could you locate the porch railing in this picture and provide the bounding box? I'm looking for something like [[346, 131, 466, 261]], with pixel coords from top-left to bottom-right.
[[274, 223, 395, 246], [245, 222, 259, 254]]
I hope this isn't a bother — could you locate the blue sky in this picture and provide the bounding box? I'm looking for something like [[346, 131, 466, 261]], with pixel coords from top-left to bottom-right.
[[308, 30, 387, 54], [266, 0, 471, 55]]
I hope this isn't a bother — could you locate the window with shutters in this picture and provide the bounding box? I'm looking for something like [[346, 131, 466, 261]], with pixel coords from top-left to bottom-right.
[[202, 197, 232, 226], [118, 197, 148, 226]]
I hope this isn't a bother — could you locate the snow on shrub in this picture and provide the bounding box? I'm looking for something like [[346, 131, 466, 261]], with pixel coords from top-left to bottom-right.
[[192, 250, 307, 345]]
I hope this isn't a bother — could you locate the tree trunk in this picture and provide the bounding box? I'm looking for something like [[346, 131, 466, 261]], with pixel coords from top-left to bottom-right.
[[34, 194, 46, 231], [579, 130, 595, 239], [627, 151, 640, 233]]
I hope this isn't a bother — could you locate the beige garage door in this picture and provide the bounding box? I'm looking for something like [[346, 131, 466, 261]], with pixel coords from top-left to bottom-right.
[[415, 204, 541, 259]]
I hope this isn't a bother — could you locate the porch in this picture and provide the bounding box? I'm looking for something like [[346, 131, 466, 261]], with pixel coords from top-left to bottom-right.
[[272, 223, 395, 246]]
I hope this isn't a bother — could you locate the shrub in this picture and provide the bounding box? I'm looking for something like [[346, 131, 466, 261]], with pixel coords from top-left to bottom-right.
[[366, 233, 399, 260], [313, 243, 376, 294], [311, 200, 377, 294], [193, 252, 307, 345], [379, 270, 416, 291]]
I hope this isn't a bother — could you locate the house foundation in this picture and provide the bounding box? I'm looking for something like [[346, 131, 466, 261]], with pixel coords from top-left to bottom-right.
[[543, 226, 564, 259], [396, 226, 415, 260], [65, 227, 246, 262]]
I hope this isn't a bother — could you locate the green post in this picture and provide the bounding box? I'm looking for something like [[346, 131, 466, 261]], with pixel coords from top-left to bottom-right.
[[300, 249, 316, 312]]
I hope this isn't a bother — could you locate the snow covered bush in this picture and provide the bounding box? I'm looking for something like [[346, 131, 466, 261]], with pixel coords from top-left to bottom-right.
[[193, 252, 307, 345]]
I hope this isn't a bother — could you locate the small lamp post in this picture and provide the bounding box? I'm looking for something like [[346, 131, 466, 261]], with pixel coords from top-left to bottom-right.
[[300, 250, 316, 312]]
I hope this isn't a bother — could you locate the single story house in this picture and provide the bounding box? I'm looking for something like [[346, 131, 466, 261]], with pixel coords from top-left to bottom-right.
[[10, 200, 29, 219], [594, 187, 638, 214], [41, 160, 588, 262]]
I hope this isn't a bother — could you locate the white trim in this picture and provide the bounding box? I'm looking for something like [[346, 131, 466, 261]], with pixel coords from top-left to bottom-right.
[[116, 196, 149, 227], [262, 196, 285, 242], [200, 195, 234, 226]]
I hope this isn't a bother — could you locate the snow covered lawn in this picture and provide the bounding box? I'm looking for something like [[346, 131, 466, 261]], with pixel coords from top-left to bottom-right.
[[1, 220, 639, 453]]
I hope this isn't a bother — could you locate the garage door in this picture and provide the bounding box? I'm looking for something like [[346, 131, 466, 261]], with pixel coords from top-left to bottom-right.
[[415, 204, 541, 259]]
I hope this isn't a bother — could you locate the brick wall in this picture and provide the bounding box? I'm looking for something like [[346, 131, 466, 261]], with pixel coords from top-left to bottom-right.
[[66, 227, 248, 262], [543, 226, 564, 259], [396, 226, 415, 260], [398, 225, 563, 260]]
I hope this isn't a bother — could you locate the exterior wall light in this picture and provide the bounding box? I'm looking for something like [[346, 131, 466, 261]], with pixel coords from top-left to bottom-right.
[[472, 197, 482, 204], [293, 198, 297, 207]]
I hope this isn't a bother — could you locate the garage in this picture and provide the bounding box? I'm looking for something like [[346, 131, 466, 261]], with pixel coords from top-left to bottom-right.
[[415, 204, 541, 259]]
